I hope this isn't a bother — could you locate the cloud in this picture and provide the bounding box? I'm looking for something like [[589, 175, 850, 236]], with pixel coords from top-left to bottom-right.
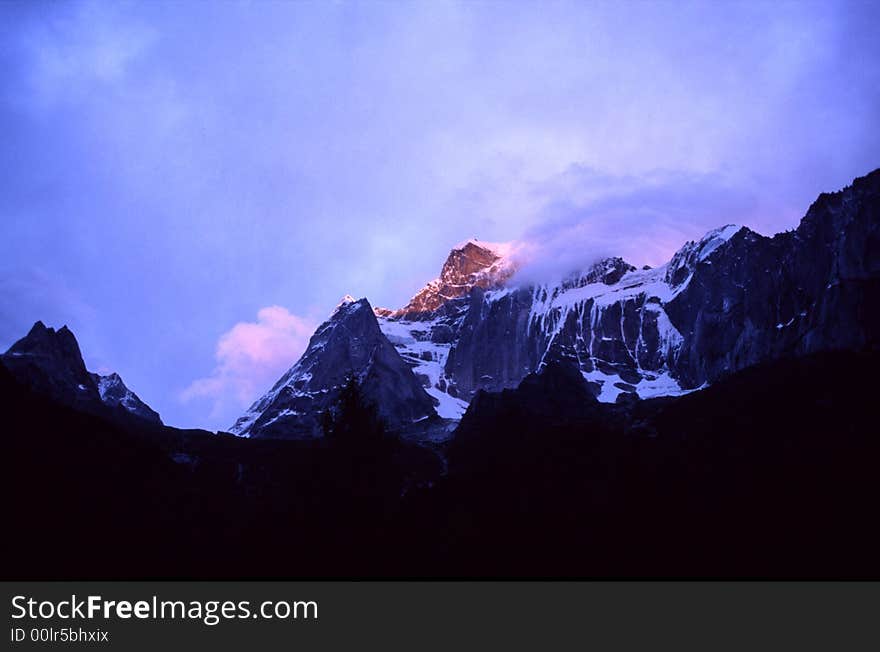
[[7, 2, 157, 112], [2, 1, 877, 430], [508, 167, 770, 286], [181, 306, 316, 422]]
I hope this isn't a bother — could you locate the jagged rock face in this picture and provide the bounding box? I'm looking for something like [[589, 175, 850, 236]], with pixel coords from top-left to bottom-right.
[[383, 254, 688, 406], [666, 168, 880, 387], [1, 321, 101, 413], [385, 240, 515, 319], [1, 321, 162, 424], [440, 256, 680, 403], [230, 298, 436, 438], [233, 168, 879, 437], [375, 253, 655, 419], [380, 169, 880, 410], [376, 295, 473, 420], [91, 372, 162, 424]]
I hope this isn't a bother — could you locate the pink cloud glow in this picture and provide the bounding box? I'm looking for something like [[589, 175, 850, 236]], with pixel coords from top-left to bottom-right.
[[181, 306, 316, 421]]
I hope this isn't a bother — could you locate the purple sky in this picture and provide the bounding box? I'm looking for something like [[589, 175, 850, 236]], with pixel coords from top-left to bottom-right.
[[2, 0, 878, 430]]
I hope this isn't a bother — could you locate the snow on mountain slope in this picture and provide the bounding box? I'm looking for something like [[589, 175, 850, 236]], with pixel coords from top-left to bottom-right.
[[378, 316, 469, 419], [235, 161, 880, 439], [230, 297, 435, 438], [371, 226, 753, 420], [664, 224, 745, 288], [91, 372, 162, 424], [514, 262, 692, 403], [230, 223, 760, 439]]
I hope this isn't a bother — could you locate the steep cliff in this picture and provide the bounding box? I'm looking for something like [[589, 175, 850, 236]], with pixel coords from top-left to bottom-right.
[[234, 168, 880, 438], [230, 297, 436, 438]]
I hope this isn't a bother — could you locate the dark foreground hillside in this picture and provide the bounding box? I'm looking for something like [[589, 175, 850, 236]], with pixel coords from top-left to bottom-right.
[[410, 353, 880, 577], [3, 352, 879, 578]]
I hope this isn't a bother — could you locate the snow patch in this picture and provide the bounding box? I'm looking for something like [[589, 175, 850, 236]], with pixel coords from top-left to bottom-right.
[[377, 315, 469, 419], [582, 368, 693, 404], [697, 224, 741, 261]]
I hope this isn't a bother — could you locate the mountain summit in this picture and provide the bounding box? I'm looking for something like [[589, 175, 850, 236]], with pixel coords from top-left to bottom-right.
[[376, 239, 517, 319], [90, 372, 161, 424], [233, 168, 880, 439], [230, 297, 436, 438], [1, 321, 162, 424], [2, 321, 98, 412]]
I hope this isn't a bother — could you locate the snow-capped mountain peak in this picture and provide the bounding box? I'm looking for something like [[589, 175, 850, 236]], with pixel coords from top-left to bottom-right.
[[334, 294, 358, 310], [231, 168, 880, 439], [378, 238, 519, 319], [665, 224, 745, 287], [230, 296, 435, 438], [91, 371, 162, 424]]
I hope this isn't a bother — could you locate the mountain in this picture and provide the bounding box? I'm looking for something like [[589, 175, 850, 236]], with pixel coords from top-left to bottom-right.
[[234, 168, 879, 439], [6, 336, 880, 577], [4, 170, 880, 578], [90, 372, 162, 424], [376, 239, 517, 319], [665, 172, 880, 387], [1, 321, 162, 425], [379, 169, 879, 406], [1, 321, 100, 413], [230, 296, 436, 438], [371, 229, 752, 416], [430, 227, 742, 403]]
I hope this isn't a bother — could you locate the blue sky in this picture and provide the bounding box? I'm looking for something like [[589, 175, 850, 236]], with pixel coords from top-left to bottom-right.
[[2, 0, 878, 430]]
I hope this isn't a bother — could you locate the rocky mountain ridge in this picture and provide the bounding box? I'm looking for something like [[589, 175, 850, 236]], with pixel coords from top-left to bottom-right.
[[1, 321, 162, 425], [91, 371, 162, 424], [233, 168, 879, 439], [230, 296, 435, 438], [375, 239, 516, 319]]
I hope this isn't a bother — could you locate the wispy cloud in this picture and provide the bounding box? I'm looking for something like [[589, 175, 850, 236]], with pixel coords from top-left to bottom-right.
[[508, 167, 765, 284], [181, 306, 316, 424], [14, 1, 157, 111], [2, 0, 877, 428]]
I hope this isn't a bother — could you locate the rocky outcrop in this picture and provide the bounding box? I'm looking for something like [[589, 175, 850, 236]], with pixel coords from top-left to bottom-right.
[[378, 252, 689, 406], [375, 169, 880, 412], [233, 168, 880, 437], [665, 169, 880, 387], [1, 321, 101, 413], [1, 321, 162, 424], [380, 240, 515, 319], [440, 255, 673, 402], [90, 372, 162, 425], [383, 170, 880, 408], [230, 297, 436, 438]]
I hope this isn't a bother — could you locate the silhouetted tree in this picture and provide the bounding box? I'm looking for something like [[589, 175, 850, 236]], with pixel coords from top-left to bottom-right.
[[323, 375, 386, 447], [321, 376, 403, 523]]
